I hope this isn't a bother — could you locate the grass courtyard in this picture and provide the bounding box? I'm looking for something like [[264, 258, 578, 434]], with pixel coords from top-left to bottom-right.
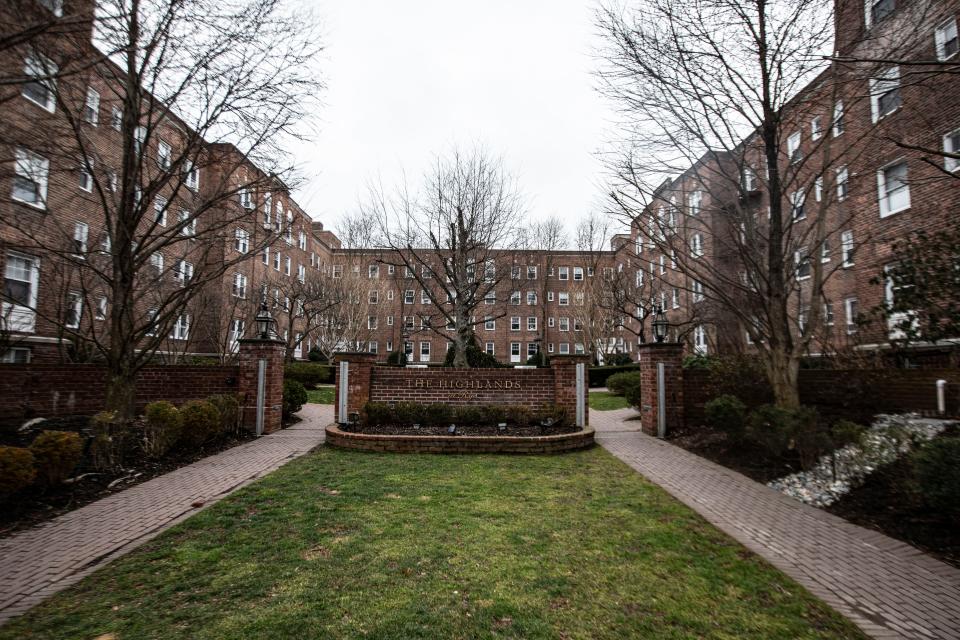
[[0, 447, 864, 640], [306, 386, 335, 404], [588, 391, 631, 411]]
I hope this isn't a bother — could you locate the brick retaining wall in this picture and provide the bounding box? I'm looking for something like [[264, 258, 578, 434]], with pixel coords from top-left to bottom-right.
[[0, 363, 240, 420], [325, 424, 595, 454]]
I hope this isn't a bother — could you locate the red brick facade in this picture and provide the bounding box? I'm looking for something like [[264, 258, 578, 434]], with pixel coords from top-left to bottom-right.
[[236, 338, 286, 434], [325, 423, 595, 454], [637, 343, 685, 436]]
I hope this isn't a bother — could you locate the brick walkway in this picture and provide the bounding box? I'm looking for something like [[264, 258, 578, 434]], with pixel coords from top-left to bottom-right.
[[592, 407, 960, 640], [0, 404, 332, 625]]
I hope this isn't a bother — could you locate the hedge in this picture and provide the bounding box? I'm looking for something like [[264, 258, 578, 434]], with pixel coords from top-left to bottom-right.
[[589, 364, 641, 388], [284, 362, 334, 388]]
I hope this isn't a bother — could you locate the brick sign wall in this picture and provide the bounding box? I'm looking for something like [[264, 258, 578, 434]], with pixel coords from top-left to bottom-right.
[[0, 364, 240, 421]]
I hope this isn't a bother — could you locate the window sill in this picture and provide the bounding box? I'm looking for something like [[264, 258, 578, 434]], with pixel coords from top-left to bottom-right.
[[880, 204, 910, 218], [11, 197, 46, 211]]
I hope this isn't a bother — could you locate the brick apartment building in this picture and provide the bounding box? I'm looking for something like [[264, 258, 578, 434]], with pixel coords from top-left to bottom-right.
[[2, 0, 956, 367]]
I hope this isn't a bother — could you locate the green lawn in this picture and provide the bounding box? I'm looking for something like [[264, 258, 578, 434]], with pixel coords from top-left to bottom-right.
[[0, 448, 864, 640], [306, 386, 334, 404], [589, 390, 631, 411]]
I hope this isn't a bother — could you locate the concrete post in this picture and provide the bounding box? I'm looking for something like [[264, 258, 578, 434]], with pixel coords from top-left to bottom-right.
[[333, 352, 377, 424], [636, 342, 685, 437], [237, 338, 286, 435]]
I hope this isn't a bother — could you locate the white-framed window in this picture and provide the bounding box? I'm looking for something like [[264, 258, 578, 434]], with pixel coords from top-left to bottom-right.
[[559, 317, 570, 331], [574, 343, 585, 354], [420, 290, 430, 305], [297, 264, 305, 283], [870, 67, 901, 122], [510, 290, 521, 305], [4, 252, 40, 325], [688, 190, 702, 217], [73, 222, 88, 254], [84, 87, 99, 125], [877, 160, 910, 217], [547, 342, 555, 353], [558, 342, 570, 355], [573, 266, 584, 281], [64, 292, 82, 329], [587, 267, 594, 277], [106, 169, 117, 193], [404, 289, 414, 305], [238, 186, 253, 210], [386, 315, 394, 326], [174, 259, 193, 284], [367, 341, 378, 355], [273, 251, 281, 271], [844, 298, 859, 334], [791, 191, 806, 220], [659, 255, 666, 275], [157, 140, 171, 170], [284, 256, 291, 276], [111, 106, 122, 130], [573, 318, 582, 331], [558, 266, 569, 280], [484, 316, 495, 330], [368, 315, 378, 330], [511, 265, 521, 280], [149, 252, 164, 276], [386, 290, 394, 301], [0, 347, 31, 363], [145, 308, 159, 336], [38, 0, 63, 16], [527, 316, 537, 331], [936, 17, 959, 61], [368, 264, 379, 278], [548, 317, 555, 328], [298, 231, 306, 251], [795, 248, 811, 279], [672, 288, 680, 309], [814, 177, 823, 202], [821, 238, 831, 263], [692, 280, 704, 302], [134, 126, 147, 155], [511, 342, 522, 362], [484, 291, 496, 305], [841, 230, 855, 267], [865, 0, 895, 28], [787, 131, 802, 164], [832, 101, 845, 137], [12, 148, 49, 208], [558, 292, 569, 306], [810, 116, 822, 141], [527, 265, 537, 279], [485, 342, 495, 355], [228, 319, 244, 350], [179, 210, 196, 236], [368, 290, 379, 304], [669, 250, 677, 270], [943, 128, 960, 172], [526, 291, 537, 305], [233, 273, 247, 298], [96, 296, 107, 321], [235, 228, 249, 253], [184, 161, 199, 191], [171, 314, 190, 340], [510, 316, 520, 331], [574, 292, 584, 306], [693, 325, 707, 354], [741, 166, 757, 192], [823, 303, 835, 326], [22, 54, 57, 112], [547, 291, 554, 302], [332, 264, 342, 278], [527, 342, 539, 358], [836, 166, 849, 200]]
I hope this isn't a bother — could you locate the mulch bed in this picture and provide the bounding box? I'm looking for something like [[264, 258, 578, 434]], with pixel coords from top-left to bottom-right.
[[343, 423, 580, 437], [666, 424, 803, 484], [0, 417, 258, 539]]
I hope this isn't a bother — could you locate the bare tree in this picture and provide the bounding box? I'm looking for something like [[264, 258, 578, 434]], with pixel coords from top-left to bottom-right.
[[362, 146, 525, 367], [520, 216, 567, 361], [0, 0, 323, 418]]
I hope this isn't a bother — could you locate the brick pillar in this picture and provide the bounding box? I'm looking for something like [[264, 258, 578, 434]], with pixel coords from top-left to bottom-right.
[[636, 342, 685, 436], [237, 338, 286, 435], [550, 354, 590, 427], [333, 352, 376, 424]]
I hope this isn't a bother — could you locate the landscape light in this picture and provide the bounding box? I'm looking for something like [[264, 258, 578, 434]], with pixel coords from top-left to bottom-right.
[[255, 300, 276, 339], [448, 424, 457, 435], [497, 422, 507, 432], [652, 304, 669, 343]]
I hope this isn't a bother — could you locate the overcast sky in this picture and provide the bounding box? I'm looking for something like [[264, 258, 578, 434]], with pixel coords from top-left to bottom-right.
[[288, 0, 620, 239]]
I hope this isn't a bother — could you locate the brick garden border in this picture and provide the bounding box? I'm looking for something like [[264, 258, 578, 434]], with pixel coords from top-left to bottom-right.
[[325, 424, 595, 454]]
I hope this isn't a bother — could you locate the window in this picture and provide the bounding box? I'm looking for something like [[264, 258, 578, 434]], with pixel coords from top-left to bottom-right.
[[844, 298, 859, 334], [510, 290, 521, 305], [171, 314, 190, 340], [527, 342, 539, 358], [368, 316, 378, 330], [368, 264, 379, 278], [559, 317, 570, 331], [823, 303, 835, 326], [832, 101, 845, 137], [690, 233, 704, 258], [22, 54, 57, 112], [558, 292, 569, 306], [299, 231, 306, 251], [821, 238, 831, 262], [741, 166, 757, 192], [659, 255, 666, 275], [936, 18, 959, 61], [547, 292, 554, 302], [688, 190, 702, 216], [810, 116, 822, 141], [404, 290, 414, 305], [111, 106, 122, 130], [670, 250, 677, 270], [387, 290, 394, 301], [418, 341, 431, 362], [38, 0, 63, 15], [483, 260, 495, 282], [692, 280, 704, 302], [693, 325, 707, 354], [96, 296, 107, 321], [332, 264, 342, 278], [574, 343, 585, 354], [184, 161, 199, 191], [238, 186, 253, 210], [558, 343, 570, 355], [866, 0, 895, 27], [510, 316, 520, 331], [235, 228, 249, 253], [4, 252, 40, 312], [484, 317, 495, 330], [527, 265, 537, 279], [12, 148, 49, 208], [157, 140, 171, 170], [232, 273, 247, 298], [485, 342, 495, 355], [547, 343, 555, 353], [526, 291, 537, 305], [672, 288, 680, 309], [297, 264, 305, 283], [943, 129, 960, 172], [877, 161, 910, 216], [149, 252, 164, 276], [573, 318, 582, 331], [527, 316, 537, 331], [511, 342, 522, 362], [387, 315, 394, 326], [174, 260, 193, 284], [841, 230, 855, 266], [484, 291, 496, 305], [511, 266, 521, 279], [421, 290, 430, 304], [573, 267, 584, 281], [795, 248, 811, 279], [84, 87, 99, 124], [284, 256, 291, 276], [134, 126, 147, 156], [64, 292, 82, 328], [179, 210, 196, 236], [836, 166, 849, 200], [273, 251, 281, 271], [870, 67, 901, 122], [814, 177, 823, 202], [787, 132, 802, 164], [791, 191, 806, 220], [73, 222, 88, 254], [548, 317, 555, 328], [558, 266, 569, 280]]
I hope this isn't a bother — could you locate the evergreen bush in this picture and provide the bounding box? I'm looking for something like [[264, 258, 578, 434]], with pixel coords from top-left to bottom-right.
[[0, 446, 36, 498], [29, 430, 83, 485], [142, 401, 183, 458]]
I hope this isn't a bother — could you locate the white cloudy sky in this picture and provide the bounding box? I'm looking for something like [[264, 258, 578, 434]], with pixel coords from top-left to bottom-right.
[[288, 0, 620, 238]]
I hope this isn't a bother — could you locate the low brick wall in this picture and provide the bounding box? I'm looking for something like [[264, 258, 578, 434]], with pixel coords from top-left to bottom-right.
[[325, 424, 595, 454], [0, 363, 240, 420], [683, 368, 960, 426]]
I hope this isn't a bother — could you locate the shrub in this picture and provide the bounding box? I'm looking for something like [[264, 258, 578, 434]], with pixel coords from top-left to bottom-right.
[[207, 394, 241, 435], [606, 371, 641, 396], [745, 404, 827, 467], [307, 347, 327, 363], [142, 401, 183, 459], [282, 380, 308, 419], [386, 350, 407, 366], [704, 395, 747, 441], [29, 430, 83, 485], [455, 405, 486, 425], [536, 404, 568, 426], [525, 351, 549, 367], [588, 364, 640, 388], [605, 353, 634, 366], [284, 362, 334, 389], [363, 402, 393, 426], [179, 400, 223, 448], [914, 437, 960, 519], [505, 405, 533, 427], [89, 411, 130, 472], [681, 354, 716, 370], [0, 446, 36, 498], [829, 419, 866, 449], [444, 340, 503, 368], [623, 385, 642, 411]]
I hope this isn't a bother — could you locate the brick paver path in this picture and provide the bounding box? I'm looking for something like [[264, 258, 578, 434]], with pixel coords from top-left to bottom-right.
[[591, 407, 960, 640], [0, 404, 332, 625]]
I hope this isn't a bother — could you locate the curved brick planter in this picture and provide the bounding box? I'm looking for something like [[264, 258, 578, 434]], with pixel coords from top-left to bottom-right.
[[325, 424, 595, 454]]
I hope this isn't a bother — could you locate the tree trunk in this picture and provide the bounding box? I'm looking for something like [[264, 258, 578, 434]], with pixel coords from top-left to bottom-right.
[[764, 349, 800, 409], [104, 369, 137, 421]]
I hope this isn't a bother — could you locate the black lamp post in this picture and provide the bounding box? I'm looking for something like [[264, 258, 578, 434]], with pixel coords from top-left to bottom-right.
[[255, 300, 276, 339], [652, 304, 669, 343]]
